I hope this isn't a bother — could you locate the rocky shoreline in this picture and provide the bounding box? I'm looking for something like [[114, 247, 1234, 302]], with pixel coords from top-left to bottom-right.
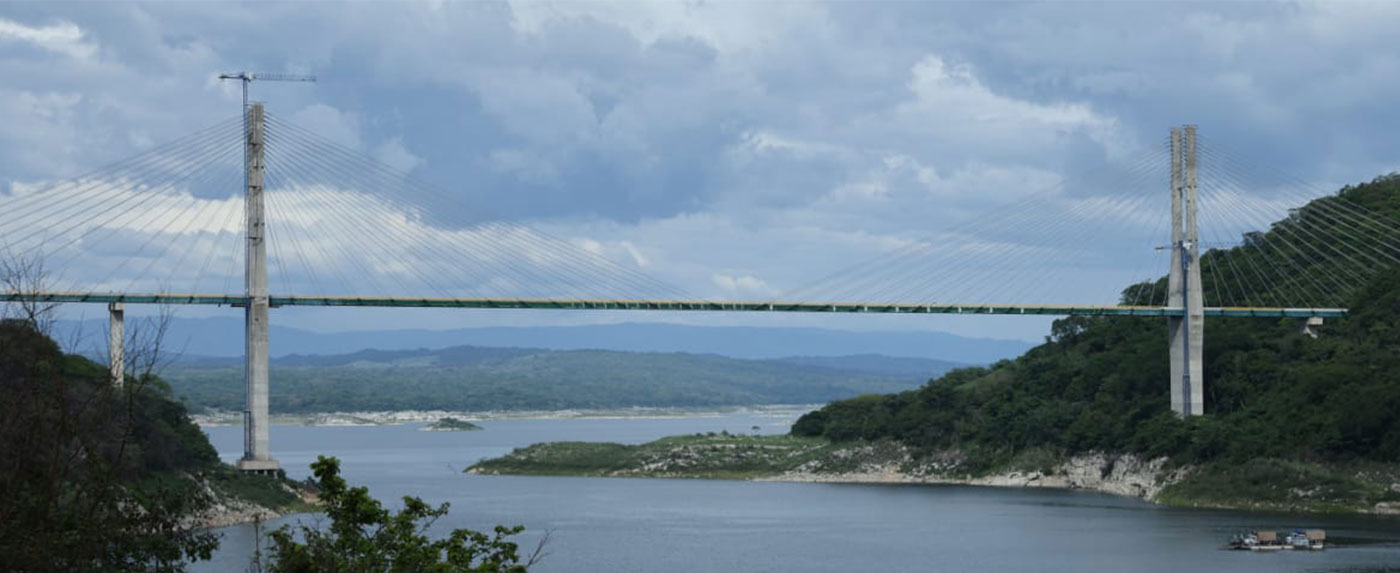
[[197, 494, 284, 529], [757, 451, 1183, 501], [190, 469, 321, 529], [470, 434, 1400, 515], [196, 484, 319, 529], [471, 436, 1181, 501]]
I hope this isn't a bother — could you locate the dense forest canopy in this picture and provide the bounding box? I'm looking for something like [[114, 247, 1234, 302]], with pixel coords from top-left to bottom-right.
[[0, 319, 224, 569], [794, 174, 1400, 467]]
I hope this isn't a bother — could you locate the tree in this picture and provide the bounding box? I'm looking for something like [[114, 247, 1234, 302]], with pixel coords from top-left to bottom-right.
[[265, 456, 544, 572], [0, 255, 222, 571], [0, 319, 220, 570], [0, 253, 59, 335]]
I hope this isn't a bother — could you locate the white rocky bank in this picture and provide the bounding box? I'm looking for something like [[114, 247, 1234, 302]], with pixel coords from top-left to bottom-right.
[[764, 449, 1185, 502], [197, 495, 282, 529], [182, 477, 291, 529]]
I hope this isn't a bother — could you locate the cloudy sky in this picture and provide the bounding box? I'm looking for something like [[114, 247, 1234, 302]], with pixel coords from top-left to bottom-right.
[[1, 2, 1397, 341]]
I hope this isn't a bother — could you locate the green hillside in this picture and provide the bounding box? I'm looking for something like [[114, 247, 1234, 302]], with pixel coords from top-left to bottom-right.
[[0, 320, 301, 570], [165, 348, 952, 413], [791, 175, 1400, 507]]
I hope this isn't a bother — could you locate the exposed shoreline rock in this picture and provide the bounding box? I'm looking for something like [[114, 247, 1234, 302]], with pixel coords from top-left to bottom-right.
[[471, 435, 1400, 515], [761, 450, 1183, 502], [197, 495, 284, 529], [190, 472, 319, 529]]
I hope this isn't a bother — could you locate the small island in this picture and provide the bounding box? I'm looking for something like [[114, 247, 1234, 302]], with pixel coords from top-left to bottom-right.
[[423, 417, 483, 432], [469, 433, 837, 479]]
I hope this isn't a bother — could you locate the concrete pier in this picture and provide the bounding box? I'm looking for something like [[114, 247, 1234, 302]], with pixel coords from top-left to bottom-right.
[[108, 302, 123, 387], [236, 102, 278, 475], [1168, 126, 1205, 417]]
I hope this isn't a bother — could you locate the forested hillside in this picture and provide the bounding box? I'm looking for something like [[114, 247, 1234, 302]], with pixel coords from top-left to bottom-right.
[[0, 319, 299, 569], [794, 175, 1400, 472]]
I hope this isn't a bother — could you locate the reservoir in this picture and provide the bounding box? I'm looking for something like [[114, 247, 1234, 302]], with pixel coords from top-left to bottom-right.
[[197, 413, 1400, 572]]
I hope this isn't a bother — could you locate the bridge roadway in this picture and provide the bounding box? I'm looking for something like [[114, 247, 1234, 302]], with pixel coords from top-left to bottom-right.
[[2, 291, 1349, 318]]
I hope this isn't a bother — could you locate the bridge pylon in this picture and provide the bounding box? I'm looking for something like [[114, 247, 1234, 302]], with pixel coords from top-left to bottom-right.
[[1168, 126, 1205, 417], [236, 102, 278, 475]]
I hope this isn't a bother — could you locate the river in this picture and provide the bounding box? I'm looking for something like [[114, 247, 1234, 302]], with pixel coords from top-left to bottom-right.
[[196, 413, 1400, 572]]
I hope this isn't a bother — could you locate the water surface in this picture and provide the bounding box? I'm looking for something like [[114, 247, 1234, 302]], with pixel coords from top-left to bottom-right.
[[196, 414, 1400, 572]]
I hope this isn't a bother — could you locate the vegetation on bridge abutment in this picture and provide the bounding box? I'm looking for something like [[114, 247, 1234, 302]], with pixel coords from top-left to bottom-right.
[[0, 312, 542, 570], [0, 319, 307, 570], [474, 175, 1400, 514]]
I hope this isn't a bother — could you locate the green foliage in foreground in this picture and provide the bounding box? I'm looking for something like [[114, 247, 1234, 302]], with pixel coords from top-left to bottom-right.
[[0, 320, 302, 571], [165, 349, 926, 414], [0, 319, 221, 570], [793, 175, 1400, 469], [0, 321, 208, 569], [266, 456, 536, 572]]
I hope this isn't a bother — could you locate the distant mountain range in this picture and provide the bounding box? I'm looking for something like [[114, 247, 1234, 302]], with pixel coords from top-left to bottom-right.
[[162, 345, 967, 414], [55, 318, 1033, 364], [55, 317, 1025, 414]]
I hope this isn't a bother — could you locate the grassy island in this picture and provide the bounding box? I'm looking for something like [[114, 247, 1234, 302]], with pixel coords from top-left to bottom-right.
[[424, 417, 483, 431], [470, 434, 840, 479]]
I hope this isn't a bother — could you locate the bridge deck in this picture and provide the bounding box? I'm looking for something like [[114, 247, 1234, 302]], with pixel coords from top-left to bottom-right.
[[1, 292, 1349, 318]]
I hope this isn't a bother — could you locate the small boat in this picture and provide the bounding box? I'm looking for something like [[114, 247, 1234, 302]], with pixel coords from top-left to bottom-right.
[[1227, 529, 1325, 551], [1285, 529, 1325, 550]]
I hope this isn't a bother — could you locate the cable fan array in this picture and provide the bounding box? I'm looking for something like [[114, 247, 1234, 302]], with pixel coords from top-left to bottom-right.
[[779, 134, 1400, 310], [0, 117, 246, 295], [1, 116, 1393, 311], [1187, 143, 1400, 309], [256, 111, 682, 300], [0, 113, 685, 301], [778, 141, 1178, 307]]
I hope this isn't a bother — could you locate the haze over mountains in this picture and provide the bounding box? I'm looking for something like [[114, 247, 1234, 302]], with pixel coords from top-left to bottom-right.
[[56, 318, 1033, 364], [164, 344, 967, 413], [55, 318, 1032, 413]]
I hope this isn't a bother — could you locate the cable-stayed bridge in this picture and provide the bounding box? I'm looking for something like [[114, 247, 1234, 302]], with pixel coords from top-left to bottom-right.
[[3, 103, 1396, 473]]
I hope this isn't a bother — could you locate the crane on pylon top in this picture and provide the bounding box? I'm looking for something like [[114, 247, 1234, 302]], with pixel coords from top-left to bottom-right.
[[218, 71, 317, 109]]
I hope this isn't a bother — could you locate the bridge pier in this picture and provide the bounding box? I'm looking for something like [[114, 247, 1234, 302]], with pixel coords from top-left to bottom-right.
[[108, 302, 123, 387], [1298, 316, 1324, 339], [1168, 126, 1205, 417], [236, 102, 279, 475]]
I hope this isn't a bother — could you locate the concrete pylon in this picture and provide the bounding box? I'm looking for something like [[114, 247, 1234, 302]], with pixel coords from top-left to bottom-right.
[[108, 302, 124, 387], [237, 102, 278, 474], [1167, 126, 1205, 417]]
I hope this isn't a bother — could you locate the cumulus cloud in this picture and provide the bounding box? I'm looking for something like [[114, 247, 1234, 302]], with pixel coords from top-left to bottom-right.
[[896, 55, 1123, 154], [0, 17, 96, 60]]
